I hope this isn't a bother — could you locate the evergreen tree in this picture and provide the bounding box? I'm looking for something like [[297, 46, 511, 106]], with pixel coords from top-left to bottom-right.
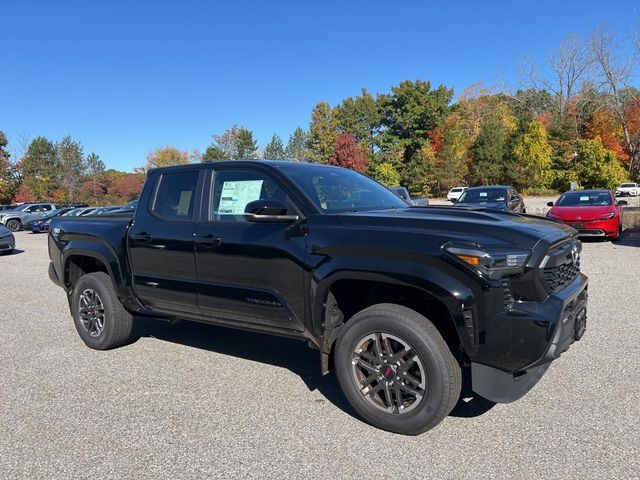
[[22, 136, 58, 200], [471, 118, 508, 185], [285, 127, 307, 161], [235, 128, 258, 159], [57, 136, 86, 200], [0, 131, 16, 203], [85, 152, 105, 204], [263, 134, 286, 160]]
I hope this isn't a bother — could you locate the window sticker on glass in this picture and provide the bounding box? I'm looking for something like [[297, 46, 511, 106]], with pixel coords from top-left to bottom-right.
[[218, 180, 264, 214], [580, 196, 589, 201], [479, 192, 488, 197], [177, 191, 192, 216]]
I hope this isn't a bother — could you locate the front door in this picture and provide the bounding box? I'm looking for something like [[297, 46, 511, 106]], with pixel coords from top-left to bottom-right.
[[194, 167, 306, 331], [128, 168, 202, 314]]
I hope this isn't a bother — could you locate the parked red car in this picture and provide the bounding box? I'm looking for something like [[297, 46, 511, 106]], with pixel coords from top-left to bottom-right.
[[546, 190, 627, 240]]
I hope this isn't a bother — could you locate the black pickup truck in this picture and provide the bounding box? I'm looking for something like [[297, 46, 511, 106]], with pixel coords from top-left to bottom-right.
[[48, 161, 588, 434]]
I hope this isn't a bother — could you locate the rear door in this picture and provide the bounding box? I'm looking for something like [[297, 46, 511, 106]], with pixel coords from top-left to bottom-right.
[[128, 168, 203, 314], [194, 166, 307, 331]]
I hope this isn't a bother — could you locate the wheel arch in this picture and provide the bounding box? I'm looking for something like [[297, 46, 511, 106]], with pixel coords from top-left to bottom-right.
[[62, 243, 125, 301], [313, 270, 475, 373]]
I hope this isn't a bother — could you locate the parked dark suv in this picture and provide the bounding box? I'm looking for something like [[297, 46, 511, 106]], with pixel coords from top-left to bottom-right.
[[453, 186, 526, 213]]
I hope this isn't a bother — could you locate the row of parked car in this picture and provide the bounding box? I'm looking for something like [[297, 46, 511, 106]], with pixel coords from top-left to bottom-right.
[[0, 200, 138, 233], [442, 184, 630, 241]]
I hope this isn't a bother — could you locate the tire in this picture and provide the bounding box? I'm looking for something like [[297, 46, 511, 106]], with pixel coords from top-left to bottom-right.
[[334, 303, 461, 435], [6, 219, 21, 232], [71, 272, 133, 350]]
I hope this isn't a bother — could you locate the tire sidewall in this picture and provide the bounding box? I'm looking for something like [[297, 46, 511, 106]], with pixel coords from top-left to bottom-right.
[[335, 312, 451, 434], [72, 274, 117, 349], [7, 220, 20, 232]]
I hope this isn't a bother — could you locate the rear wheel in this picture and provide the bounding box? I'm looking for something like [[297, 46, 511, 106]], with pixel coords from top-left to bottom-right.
[[334, 303, 461, 435], [6, 219, 20, 232], [71, 272, 133, 349]]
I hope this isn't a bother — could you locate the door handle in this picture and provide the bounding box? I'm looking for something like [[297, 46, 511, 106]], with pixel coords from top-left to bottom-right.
[[198, 234, 222, 247], [131, 232, 152, 243]]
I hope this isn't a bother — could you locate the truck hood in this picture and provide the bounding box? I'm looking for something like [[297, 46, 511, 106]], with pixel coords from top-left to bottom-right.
[[336, 206, 575, 250]]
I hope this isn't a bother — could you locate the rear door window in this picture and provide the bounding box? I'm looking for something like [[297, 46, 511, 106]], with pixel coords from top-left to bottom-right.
[[152, 171, 199, 220]]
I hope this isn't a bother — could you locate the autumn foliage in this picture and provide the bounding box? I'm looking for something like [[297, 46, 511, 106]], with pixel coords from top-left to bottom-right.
[[328, 133, 369, 172]]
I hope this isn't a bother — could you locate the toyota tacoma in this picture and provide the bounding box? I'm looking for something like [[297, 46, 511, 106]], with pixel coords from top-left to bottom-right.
[[48, 161, 588, 434]]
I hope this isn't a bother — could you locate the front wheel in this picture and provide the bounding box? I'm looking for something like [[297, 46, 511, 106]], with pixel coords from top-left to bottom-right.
[[71, 272, 133, 350], [6, 219, 21, 232], [334, 303, 461, 435]]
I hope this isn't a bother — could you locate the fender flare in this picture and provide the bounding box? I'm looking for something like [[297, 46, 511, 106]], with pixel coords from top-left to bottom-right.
[[61, 240, 125, 300], [311, 264, 478, 356]]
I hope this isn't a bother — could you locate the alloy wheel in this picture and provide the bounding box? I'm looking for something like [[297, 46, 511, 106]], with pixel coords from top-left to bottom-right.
[[351, 332, 426, 414], [78, 288, 106, 337]]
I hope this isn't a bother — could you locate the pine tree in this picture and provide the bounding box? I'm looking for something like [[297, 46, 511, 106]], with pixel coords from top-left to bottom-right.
[[263, 134, 286, 160], [285, 127, 307, 161]]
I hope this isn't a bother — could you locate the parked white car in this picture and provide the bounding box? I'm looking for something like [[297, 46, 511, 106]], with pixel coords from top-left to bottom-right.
[[447, 186, 468, 202], [615, 183, 639, 197]]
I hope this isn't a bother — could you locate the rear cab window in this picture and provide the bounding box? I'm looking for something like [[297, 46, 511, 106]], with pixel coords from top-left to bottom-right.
[[152, 171, 199, 220]]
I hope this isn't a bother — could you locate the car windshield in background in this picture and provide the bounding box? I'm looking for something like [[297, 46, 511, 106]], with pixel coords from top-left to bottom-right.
[[458, 189, 506, 203], [11, 204, 31, 212], [451, 188, 464, 192], [556, 192, 612, 206], [283, 165, 407, 213], [619, 183, 636, 188]]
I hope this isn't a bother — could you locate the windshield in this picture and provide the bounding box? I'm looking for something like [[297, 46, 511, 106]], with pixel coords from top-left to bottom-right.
[[457, 189, 507, 204], [12, 204, 31, 212], [620, 183, 636, 188], [451, 188, 464, 193], [556, 191, 612, 206], [62, 209, 81, 216], [283, 165, 407, 213]]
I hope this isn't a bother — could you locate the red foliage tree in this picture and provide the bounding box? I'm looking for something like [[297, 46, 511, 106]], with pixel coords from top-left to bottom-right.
[[111, 174, 145, 201], [328, 133, 369, 172], [13, 185, 36, 203], [428, 128, 444, 154]]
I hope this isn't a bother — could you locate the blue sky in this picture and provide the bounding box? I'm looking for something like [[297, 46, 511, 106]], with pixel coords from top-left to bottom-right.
[[1, 0, 639, 171]]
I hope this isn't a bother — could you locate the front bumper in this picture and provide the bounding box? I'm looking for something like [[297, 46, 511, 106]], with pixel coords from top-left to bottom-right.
[[0, 235, 15, 252], [471, 272, 588, 403], [560, 218, 618, 237], [48, 262, 62, 287]]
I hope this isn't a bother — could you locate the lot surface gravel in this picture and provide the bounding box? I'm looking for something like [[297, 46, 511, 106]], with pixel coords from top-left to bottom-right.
[[1, 231, 639, 479]]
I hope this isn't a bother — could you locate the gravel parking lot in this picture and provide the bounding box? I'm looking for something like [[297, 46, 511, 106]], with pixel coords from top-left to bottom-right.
[[1, 231, 639, 479]]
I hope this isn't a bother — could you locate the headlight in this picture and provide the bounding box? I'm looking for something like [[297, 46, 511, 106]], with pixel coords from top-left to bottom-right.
[[444, 244, 530, 280], [599, 212, 615, 220]]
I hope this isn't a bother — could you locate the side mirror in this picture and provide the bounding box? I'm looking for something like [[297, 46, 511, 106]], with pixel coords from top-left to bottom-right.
[[244, 199, 298, 223], [617, 200, 628, 206], [546, 202, 554, 207]]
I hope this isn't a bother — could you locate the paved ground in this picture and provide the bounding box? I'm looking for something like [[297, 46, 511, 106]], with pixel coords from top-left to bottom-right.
[[1, 231, 639, 479]]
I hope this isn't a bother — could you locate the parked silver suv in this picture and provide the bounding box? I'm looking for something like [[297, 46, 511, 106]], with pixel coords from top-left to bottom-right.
[[0, 203, 57, 232]]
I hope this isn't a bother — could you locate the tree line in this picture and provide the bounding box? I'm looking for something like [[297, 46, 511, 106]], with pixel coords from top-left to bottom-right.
[[2, 27, 638, 205]]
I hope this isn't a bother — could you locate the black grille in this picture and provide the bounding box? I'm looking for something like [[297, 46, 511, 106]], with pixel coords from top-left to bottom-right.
[[542, 244, 580, 294], [502, 280, 515, 310]]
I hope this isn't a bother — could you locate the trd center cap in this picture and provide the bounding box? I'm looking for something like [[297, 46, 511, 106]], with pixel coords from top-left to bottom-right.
[[381, 365, 395, 380]]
